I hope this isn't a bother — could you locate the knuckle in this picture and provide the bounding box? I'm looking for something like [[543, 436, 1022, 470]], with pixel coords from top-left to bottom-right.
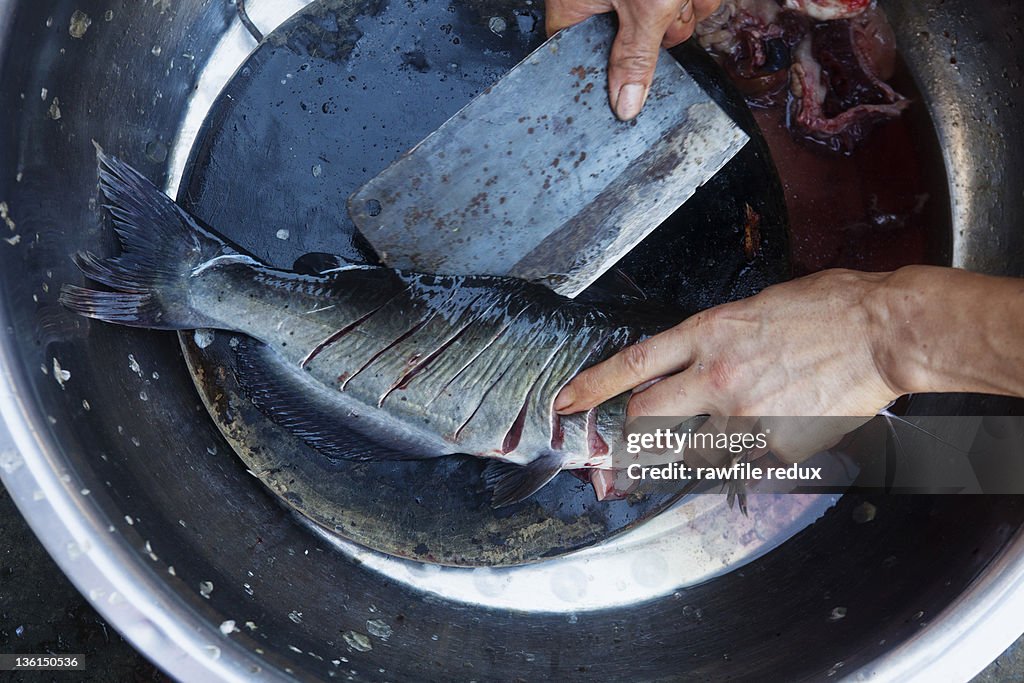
[[620, 342, 651, 377], [613, 48, 658, 68], [687, 307, 722, 337], [705, 358, 734, 393], [576, 370, 607, 398], [701, 304, 726, 325], [610, 32, 660, 72]]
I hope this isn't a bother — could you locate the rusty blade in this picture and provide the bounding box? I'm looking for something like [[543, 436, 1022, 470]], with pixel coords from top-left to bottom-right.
[[348, 14, 748, 298]]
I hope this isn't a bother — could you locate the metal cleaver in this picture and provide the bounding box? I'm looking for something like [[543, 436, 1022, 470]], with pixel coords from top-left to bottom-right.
[[348, 14, 748, 298]]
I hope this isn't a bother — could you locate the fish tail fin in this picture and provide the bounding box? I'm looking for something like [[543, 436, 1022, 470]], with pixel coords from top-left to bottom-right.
[[60, 147, 232, 330]]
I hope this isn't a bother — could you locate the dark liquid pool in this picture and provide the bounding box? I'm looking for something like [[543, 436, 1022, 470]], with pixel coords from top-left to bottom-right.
[[749, 60, 952, 276]]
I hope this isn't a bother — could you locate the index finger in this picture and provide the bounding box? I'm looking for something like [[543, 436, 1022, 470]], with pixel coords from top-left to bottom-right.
[[554, 324, 695, 414], [545, 0, 610, 36]]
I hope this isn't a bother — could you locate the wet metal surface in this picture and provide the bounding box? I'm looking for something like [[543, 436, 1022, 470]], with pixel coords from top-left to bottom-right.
[[176, 0, 790, 566], [2, 0, 1024, 680]]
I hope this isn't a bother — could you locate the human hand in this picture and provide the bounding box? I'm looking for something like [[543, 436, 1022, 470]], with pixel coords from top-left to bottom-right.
[[554, 269, 904, 462], [546, 0, 723, 120]]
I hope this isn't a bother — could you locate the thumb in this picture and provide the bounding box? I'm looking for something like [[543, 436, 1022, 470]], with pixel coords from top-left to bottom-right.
[[607, 4, 677, 120]]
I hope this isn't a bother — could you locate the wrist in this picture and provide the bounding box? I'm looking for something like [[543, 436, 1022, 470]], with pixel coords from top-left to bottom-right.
[[864, 265, 940, 397]]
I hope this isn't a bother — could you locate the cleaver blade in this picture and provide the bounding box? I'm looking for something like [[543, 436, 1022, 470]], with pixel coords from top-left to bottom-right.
[[348, 14, 748, 299]]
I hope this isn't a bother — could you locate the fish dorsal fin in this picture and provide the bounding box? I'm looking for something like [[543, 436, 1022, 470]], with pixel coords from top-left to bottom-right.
[[483, 453, 563, 508], [292, 252, 362, 276]]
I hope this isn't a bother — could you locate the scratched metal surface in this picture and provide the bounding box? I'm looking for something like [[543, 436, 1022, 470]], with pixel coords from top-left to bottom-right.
[[348, 14, 749, 297]]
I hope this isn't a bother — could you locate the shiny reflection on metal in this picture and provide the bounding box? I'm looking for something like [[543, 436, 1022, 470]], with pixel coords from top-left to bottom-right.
[[0, 321, 284, 683], [306, 493, 838, 611], [2, 0, 1024, 681], [166, 0, 312, 197], [882, 2, 1024, 277], [849, 528, 1024, 683]]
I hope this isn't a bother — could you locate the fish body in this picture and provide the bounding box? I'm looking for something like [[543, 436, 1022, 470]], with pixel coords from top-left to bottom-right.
[[61, 153, 659, 506]]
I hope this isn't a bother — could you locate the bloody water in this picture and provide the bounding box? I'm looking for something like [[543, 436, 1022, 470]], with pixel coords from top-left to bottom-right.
[[749, 62, 949, 276]]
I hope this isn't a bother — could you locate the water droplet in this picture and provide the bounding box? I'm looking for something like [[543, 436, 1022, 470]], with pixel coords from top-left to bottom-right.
[[550, 566, 589, 602], [852, 501, 876, 523], [515, 11, 538, 34], [52, 358, 70, 388], [366, 619, 392, 640], [0, 450, 23, 474], [193, 329, 215, 348], [69, 10, 91, 39], [145, 139, 168, 163], [488, 16, 507, 34], [342, 631, 372, 652]]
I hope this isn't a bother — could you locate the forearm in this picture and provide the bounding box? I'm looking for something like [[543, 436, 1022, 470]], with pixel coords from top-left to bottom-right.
[[870, 265, 1024, 398]]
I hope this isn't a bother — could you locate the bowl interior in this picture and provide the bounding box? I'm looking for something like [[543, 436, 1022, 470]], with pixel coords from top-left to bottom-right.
[[1, 0, 1023, 680]]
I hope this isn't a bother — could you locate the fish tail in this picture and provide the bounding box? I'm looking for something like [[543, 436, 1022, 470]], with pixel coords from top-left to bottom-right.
[[59, 147, 231, 330]]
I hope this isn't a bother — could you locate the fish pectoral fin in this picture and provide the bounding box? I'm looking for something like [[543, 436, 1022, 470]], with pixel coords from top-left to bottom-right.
[[233, 338, 425, 462], [483, 453, 563, 508]]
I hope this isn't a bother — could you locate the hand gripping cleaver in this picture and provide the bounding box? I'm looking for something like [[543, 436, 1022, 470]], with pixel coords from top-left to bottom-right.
[[348, 14, 748, 298]]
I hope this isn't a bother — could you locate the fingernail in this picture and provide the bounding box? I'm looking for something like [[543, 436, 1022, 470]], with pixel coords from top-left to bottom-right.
[[553, 386, 576, 413], [615, 83, 648, 121]]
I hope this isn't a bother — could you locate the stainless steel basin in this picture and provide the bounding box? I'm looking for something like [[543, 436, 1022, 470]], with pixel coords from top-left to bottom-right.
[[1, 1, 1023, 680]]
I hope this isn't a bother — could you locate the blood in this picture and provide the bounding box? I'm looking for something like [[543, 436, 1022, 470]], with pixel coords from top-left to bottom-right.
[[751, 62, 939, 275]]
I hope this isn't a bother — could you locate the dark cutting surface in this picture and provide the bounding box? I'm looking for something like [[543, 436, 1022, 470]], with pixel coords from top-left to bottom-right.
[[174, 0, 790, 566]]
